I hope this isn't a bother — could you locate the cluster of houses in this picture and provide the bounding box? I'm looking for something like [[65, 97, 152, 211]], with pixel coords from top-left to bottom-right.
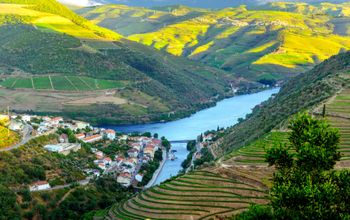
[[7, 113, 165, 190], [91, 136, 162, 187]]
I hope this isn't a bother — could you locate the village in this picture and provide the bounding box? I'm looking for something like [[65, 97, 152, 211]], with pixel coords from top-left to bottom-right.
[[2, 113, 165, 191]]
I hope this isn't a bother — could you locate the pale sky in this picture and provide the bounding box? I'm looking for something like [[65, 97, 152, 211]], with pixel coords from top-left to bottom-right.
[[57, 0, 101, 6]]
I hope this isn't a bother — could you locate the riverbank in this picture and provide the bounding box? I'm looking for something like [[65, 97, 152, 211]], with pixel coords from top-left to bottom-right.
[[144, 148, 167, 188]]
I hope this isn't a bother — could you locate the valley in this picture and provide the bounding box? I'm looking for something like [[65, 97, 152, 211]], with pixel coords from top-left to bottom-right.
[[0, 0, 350, 220]]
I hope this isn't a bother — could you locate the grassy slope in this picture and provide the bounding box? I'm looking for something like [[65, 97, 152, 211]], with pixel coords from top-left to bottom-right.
[[79, 3, 350, 81], [0, 0, 236, 124]]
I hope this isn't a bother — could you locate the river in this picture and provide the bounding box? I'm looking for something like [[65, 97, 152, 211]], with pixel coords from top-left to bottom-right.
[[105, 88, 279, 185]]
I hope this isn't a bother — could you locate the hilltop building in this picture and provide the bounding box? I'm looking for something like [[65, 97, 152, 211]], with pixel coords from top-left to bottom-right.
[[30, 181, 51, 191], [44, 143, 81, 155]]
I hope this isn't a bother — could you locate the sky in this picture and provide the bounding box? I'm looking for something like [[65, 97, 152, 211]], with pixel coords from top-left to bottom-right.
[[57, 0, 100, 6]]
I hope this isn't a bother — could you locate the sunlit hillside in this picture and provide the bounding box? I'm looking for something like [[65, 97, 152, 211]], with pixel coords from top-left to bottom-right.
[[0, 114, 19, 149], [79, 3, 350, 81]]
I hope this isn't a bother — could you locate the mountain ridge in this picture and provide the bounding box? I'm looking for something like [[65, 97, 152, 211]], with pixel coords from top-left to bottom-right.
[[78, 2, 350, 81]]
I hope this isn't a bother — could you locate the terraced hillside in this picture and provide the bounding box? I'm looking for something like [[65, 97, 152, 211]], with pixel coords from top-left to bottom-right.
[[107, 170, 270, 220], [0, 0, 238, 124], [316, 87, 350, 167], [224, 132, 289, 166], [79, 2, 350, 81]]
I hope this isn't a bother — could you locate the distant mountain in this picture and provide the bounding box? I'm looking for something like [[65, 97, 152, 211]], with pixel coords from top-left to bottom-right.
[[0, 0, 241, 124], [68, 0, 349, 8], [78, 2, 350, 81]]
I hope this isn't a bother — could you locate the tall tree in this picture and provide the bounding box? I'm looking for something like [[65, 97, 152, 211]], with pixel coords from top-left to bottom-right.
[[265, 113, 347, 219]]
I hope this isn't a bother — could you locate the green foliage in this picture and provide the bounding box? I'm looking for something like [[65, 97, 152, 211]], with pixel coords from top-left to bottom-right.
[[232, 205, 273, 220], [266, 114, 347, 219], [0, 184, 21, 219], [161, 137, 171, 152], [194, 147, 214, 167], [181, 140, 196, 170]]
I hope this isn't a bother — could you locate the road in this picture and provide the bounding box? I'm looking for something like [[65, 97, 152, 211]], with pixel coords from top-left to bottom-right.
[[33, 177, 91, 192], [0, 124, 33, 152], [145, 148, 167, 189]]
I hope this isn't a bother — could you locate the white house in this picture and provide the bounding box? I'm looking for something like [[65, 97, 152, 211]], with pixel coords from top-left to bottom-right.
[[135, 174, 144, 182], [119, 135, 128, 141], [21, 115, 31, 122], [75, 133, 85, 140], [127, 148, 139, 158], [50, 117, 63, 126], [104, 129, 116, 140], [103, 157, 112, 165], [75, 121, 90, 130], [117, 173, 131, 187], [44, 143, 81, 155], [82, 134, 102, 143], [30, 181, 51, 191]]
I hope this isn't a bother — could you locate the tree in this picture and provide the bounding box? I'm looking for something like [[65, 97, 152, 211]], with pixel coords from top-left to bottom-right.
[[265, 113, 346, 219], [234, 113, 350, 220], [161, 137, 171, 152]]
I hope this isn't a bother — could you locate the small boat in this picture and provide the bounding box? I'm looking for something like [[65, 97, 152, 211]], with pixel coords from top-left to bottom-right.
[[169, 153, 177, 161]]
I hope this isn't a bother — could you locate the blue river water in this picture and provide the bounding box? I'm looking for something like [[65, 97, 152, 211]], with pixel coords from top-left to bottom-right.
[[105, 88, 279, 185]]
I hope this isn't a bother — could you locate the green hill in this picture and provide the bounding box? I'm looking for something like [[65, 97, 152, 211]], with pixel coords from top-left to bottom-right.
[[0, 0, 240, 124], [78, 2, 350, 81], [217, 51, 350, 156]]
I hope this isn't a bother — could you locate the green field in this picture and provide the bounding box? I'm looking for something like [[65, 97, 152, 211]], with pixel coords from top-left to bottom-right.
[[0, 75, 127, 91], [107, 170, 268, 220]]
